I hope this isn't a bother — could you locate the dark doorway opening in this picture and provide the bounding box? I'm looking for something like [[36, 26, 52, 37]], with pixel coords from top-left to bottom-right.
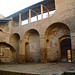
[[60, 38, 72, 62]]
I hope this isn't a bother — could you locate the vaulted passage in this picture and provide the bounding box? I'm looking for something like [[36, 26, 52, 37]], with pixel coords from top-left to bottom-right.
[[24, 29, 40, 63], [0, 42, 16, 63], [45, 22, 72, 62]]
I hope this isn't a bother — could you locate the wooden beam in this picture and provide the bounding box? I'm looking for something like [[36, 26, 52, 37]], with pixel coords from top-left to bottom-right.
[[41, 4, 43, 20], [31, 9, 38, 14], [43, 5, 49, 17], [31, 9, 38, 21], [19, 13, 21, 26], [43, 5, 49, 11]]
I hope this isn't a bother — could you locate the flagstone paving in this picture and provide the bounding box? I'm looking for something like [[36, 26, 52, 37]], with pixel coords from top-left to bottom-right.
[[0, 63, 75, 75]]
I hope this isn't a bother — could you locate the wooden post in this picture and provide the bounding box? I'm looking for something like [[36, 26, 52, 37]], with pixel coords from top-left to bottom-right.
[[41, 4, 43, 20], [9, 17, 13, 34], [28, 18, 29, 24], [43, 5, 49, 18], [19, 13, 21, 26], [29, 9, 31, 23], [37, 14, 38, 21], [48, 10, 49, 17]]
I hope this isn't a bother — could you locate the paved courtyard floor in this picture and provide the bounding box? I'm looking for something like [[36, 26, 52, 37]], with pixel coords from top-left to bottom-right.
[[0, 63, 75, 75]]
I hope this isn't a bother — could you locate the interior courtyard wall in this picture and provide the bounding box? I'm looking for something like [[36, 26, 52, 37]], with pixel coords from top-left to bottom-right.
[[0, 0, 75, 63]]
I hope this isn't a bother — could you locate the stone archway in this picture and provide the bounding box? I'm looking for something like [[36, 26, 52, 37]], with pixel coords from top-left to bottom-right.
[[45, 22, 72, 62], [10, 33, 20, 63], [0, 42, 16, 63], [24, 29, 40, 63]]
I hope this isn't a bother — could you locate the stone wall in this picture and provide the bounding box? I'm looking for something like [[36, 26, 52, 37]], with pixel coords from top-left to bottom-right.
[[0, 0, 75, 63]]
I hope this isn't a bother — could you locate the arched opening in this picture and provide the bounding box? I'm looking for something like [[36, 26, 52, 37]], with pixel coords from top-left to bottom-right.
[[0, 42, 16, 63], [10, 33, 20, 63], [60, 37, 72, 62], [24, 29, 40, 63], [45, 22, 72, 62]]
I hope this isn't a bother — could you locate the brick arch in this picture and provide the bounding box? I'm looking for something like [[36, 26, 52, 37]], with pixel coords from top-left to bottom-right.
[[10, 33, 20, 50], [10, 33, 20, 63], [45, 22, 70, 35], [0, 42, 16, 51], [45, 22, 71, 62], [23, 29, 41, 63], [59, 35, 71, 43], [10, 33, 20, 39], [22, 29, 40, 41]]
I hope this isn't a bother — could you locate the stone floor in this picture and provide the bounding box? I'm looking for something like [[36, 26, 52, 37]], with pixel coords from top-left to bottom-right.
[[0, 63, 75, 75]]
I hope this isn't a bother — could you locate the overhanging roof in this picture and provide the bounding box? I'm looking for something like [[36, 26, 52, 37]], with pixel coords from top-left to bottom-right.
[[6, 0, 55, 22], [0, 19, 10, 24]]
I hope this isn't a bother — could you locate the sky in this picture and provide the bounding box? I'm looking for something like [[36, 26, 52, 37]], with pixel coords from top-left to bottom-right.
[[0, 0, 43, 17]]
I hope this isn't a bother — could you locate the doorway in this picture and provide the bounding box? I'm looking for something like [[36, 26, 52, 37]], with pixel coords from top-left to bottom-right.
[[60, 38, 72, 62]]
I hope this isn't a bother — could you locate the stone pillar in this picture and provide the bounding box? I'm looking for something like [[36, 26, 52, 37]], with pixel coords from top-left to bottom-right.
[[19, 13, 21, 26], [40, 35, 47, 63], [29, 9, 31, 23], [19, 40, 23, 63], [71, 32, 75, 62], [41, 4, 43, 20], [19, 40, 25, 63], [9, 17, 13, 34]]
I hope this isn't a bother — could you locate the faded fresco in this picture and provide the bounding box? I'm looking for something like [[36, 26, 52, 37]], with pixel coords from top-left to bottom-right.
[[30, 43, 39, 52], [25, 30, 40, 62], [0, 47, 12, 62], [46, 27, 70, 62]]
